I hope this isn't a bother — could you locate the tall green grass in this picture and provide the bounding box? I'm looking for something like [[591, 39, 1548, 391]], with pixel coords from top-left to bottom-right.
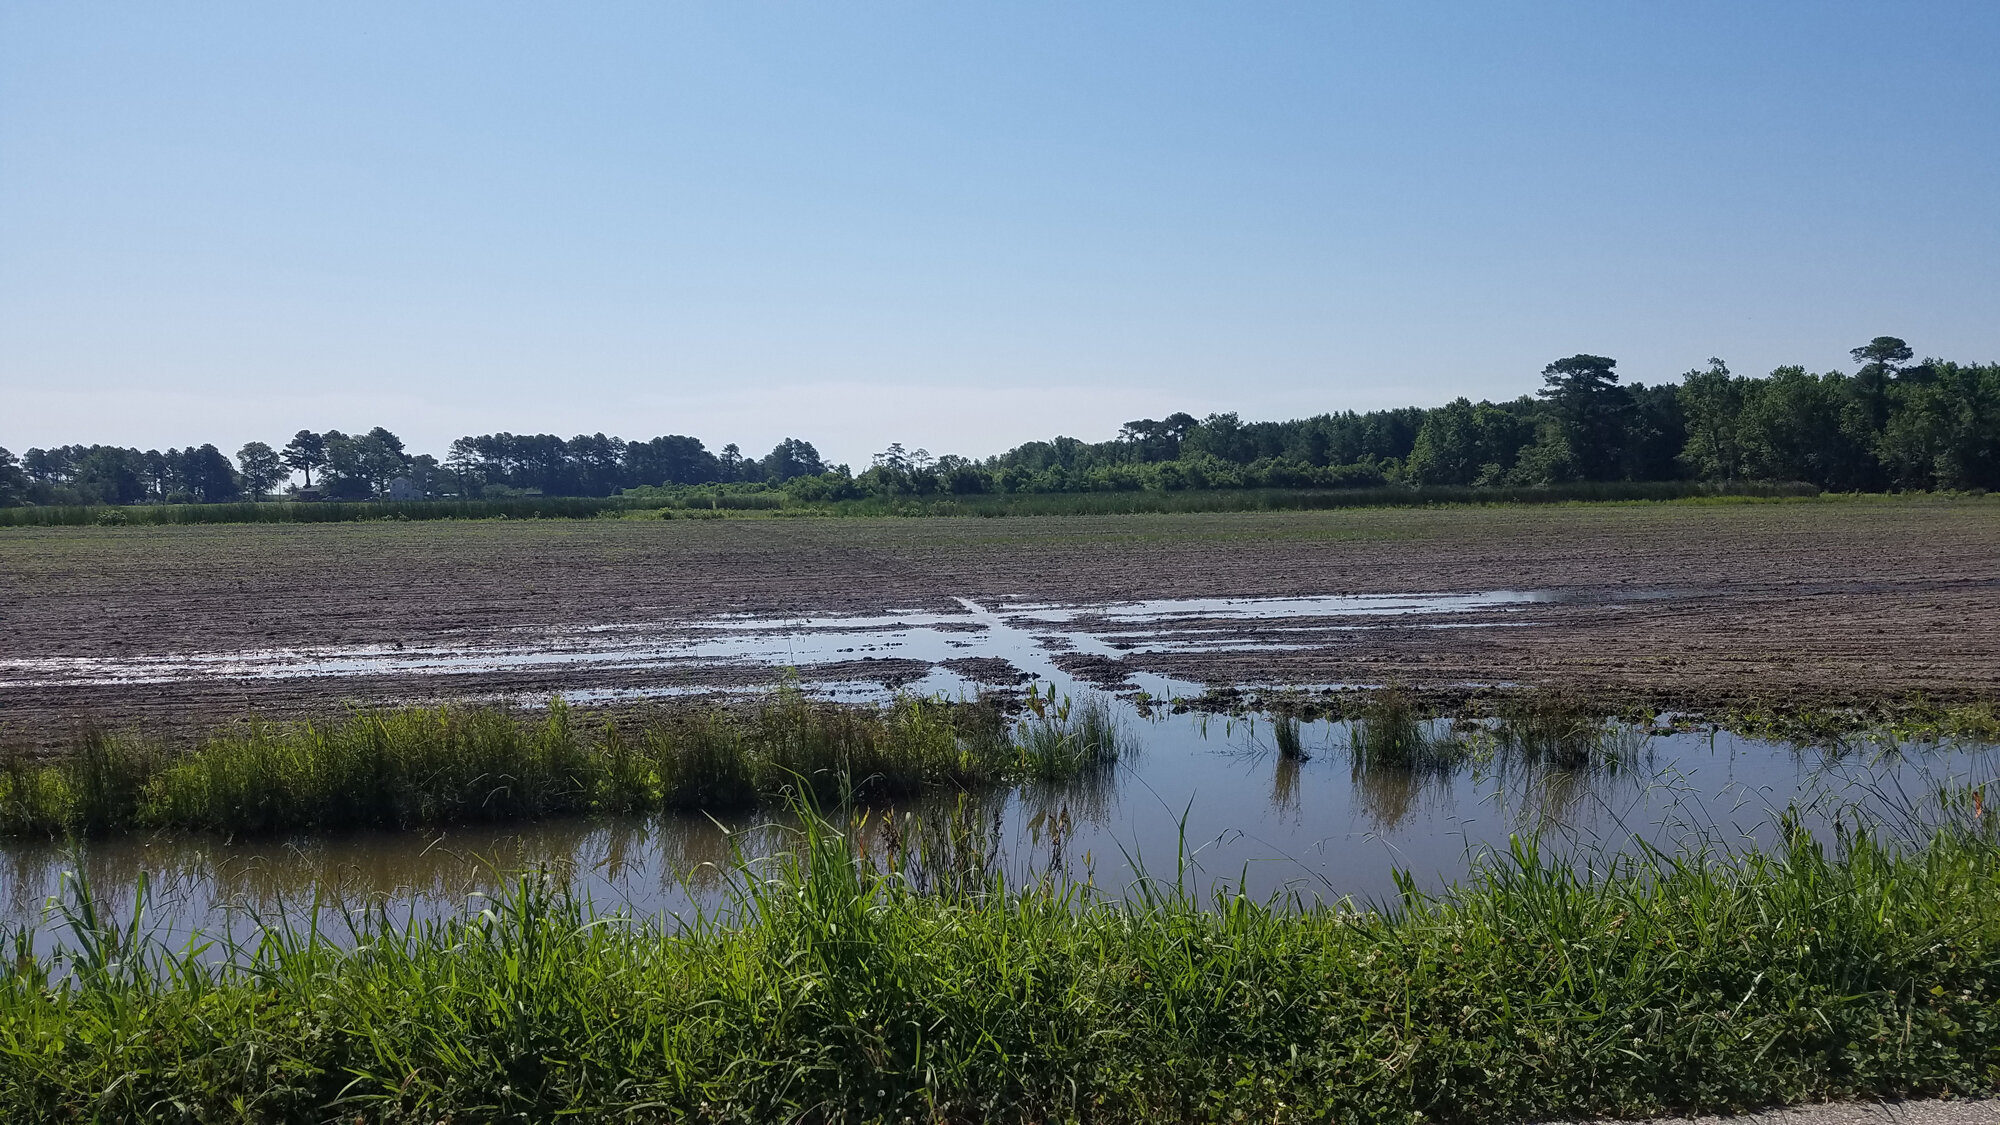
[[1272, 712, 1309, 761], [0, 688, 1054, 837], [1342, 687, 1660, 827], [4, 791, 1998, 1120], [1338, 685, 1658, 774], [1009, 686, 1128, 781], [1494, 687, 1646, 768], [1347, 686, 1467, 771]]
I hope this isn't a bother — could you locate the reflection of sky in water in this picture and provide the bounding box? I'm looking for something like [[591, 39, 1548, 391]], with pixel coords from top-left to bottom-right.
[[0, 591, 1551, 699], [1007, 590, 1550, 623], [6, 714, 1993, 958]]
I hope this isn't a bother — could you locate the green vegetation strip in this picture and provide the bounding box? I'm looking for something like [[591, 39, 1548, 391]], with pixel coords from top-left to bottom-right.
[[5, 803, 1999, 1120], [0, 480, 1828, 526], [0, 690, 1124, 837], [1240, 687, 2000, 753], [0, 495, 639, 527]]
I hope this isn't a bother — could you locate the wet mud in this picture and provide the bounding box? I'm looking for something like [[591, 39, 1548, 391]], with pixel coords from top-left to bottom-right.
[[4, 501, 1999, 741]]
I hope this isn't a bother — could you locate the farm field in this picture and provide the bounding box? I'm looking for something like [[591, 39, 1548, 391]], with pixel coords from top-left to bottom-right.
[[14, 4, 1999, 1115], [7, 519, 2000, 1122], [3, 496, 1998, 741]]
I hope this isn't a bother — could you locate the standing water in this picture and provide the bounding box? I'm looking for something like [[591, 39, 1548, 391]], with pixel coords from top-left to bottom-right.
[[4, 593, 1992, 953], [4, 707, 1991, 955]]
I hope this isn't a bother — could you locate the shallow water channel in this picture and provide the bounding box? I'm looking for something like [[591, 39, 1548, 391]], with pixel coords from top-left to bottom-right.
[[4, 710, 1993, 955]]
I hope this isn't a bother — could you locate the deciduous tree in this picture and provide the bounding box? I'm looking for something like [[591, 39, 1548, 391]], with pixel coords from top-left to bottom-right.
[[236, 441, 285, 499]]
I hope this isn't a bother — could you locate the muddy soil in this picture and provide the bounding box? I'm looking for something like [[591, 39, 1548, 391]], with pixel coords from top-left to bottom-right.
[[4, 499, 1998, 741]]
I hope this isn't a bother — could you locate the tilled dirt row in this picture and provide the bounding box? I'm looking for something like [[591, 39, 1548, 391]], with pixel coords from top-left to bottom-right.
[[3, 500, 1998, 741]]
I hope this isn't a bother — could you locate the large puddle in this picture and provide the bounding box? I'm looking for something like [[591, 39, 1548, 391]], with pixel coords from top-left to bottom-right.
[[5, 710, 1992, 954], [0, 591, 1555, 700]]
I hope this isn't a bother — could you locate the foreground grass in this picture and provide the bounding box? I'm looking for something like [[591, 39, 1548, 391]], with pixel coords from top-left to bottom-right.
[[0, 689, 1125, 837], [4, 801, 1997, 1121]]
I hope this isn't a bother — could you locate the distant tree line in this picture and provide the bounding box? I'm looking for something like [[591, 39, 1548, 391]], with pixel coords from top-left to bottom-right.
[[4, 338, 1996, 509], [0, 429, 833, 507]]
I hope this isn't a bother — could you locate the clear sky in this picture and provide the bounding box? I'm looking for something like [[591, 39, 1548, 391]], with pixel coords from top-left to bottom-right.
[[3, 2, 1996, 469]]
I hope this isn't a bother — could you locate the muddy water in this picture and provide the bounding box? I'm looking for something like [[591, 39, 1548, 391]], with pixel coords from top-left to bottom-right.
[[4, 712, 1993, 955]]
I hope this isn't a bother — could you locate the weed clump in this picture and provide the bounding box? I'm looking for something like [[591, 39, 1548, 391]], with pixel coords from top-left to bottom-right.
[[1496, 688, 1636, 768], [1272, 713, 1309, 761], [1348, 686, 1464, 771], [877, 792, 1005, 900], [1012, 686, 1127, 782]]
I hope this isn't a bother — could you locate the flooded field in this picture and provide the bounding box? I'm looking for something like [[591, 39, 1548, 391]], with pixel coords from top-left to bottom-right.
[[5, 502, 2000, 740], [0, 590, 1553, 705], [4, 502, 1998, 953], [6, 505, 2000, 1123], [7, 699, 1993, 954]]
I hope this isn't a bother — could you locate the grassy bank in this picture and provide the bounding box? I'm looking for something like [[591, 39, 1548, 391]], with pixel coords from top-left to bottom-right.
[[4, 796, 1997, 1121], [0, 690, 1125, 837]]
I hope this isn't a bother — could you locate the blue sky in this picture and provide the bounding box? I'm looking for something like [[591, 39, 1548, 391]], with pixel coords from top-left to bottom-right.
[[3, 2, 1996, 468]]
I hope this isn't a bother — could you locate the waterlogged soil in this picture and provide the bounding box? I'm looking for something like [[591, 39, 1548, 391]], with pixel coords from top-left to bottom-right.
[[3, 499, 1999, 742]]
